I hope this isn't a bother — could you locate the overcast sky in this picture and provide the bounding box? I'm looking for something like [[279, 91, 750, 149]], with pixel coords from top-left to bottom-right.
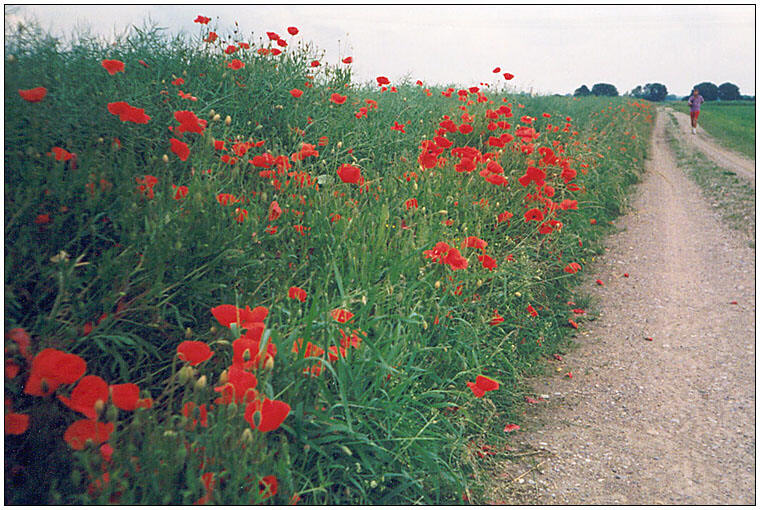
[[6, 4, 756, 97]]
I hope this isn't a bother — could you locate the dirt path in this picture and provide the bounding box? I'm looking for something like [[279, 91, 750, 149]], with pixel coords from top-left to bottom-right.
[[666, 107, 755, 183], [489, 109, 755, 505]]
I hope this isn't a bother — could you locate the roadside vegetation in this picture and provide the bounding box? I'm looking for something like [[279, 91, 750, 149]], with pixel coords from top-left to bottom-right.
[[5, 15, 653, 504], [667, 101, 755, 159]]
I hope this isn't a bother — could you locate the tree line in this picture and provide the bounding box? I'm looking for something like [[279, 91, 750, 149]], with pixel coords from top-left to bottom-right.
[[572, 82, 753, 102]]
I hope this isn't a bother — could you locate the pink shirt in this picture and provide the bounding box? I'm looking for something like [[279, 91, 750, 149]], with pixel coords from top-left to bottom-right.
[[688, 94, 705, 112]]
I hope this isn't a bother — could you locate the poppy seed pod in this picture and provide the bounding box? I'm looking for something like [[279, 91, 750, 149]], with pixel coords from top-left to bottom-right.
[[178, 365, 192, 385]]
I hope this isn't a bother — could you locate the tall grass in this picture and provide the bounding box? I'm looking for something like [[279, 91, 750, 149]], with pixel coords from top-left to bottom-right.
[[667, 100, 755, 158], [5, 17, 653, 504]]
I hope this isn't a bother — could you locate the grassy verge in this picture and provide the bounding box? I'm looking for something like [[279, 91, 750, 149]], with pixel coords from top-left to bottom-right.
[[5, 15, 653, 505], [665, 112, 755, 247], [667, 101, 755, 159]]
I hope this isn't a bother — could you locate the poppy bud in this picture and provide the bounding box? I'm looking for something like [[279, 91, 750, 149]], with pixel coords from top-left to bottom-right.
[[163, 430, 177, 437], [183, 70, 187, 76], [209, 109, 216, 117], [210, 325, 217, 334], [225, 115, 231, 126], [162, 154, 169, 163], [94, 399, 106, 418], [263, 357, 274, 371], [97, 137, 104, 144], [178, 365, 192, 385], [435, 281, 441, 289], [341, 445, 353, 456], [242, 349, 251, 362], [337, 141, 343, 148], [195, 375, 207, 390], [7, 54, 15, 62], [106, 404, 119, 423], [219, 369, 228, 385], [213, 114, 221, 122], [515, 292, 521, 297], [241, 428, 254, 445], [184, 327, 193, 339], [477, 280, 483, 287]]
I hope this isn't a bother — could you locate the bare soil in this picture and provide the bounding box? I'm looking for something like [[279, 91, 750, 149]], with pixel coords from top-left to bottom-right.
[[667, 107, 755, 184], [488, 108, 756, 505]]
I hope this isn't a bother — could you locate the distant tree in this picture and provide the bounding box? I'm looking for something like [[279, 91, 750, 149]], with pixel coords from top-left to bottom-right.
[[591, 83, 619, 97], [740, 94, 755, 101], [693, 82, 718, 101], [718, 82, 741, 101], [665, 94, 678, 101], [574, 84, 591, 97], [642, 83, 668, 102], [630, 85, 644, 98]]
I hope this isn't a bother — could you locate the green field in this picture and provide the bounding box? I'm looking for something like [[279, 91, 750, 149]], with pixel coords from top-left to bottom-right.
[[5, 16, 653, 505], [668, 100, 755, 159]]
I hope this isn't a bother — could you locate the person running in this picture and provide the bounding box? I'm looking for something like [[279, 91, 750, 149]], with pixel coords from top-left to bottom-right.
[[688, 88, 705, 134]]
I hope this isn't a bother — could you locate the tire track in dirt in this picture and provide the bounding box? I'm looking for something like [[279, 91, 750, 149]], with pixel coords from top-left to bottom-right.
[[666, 107, 755, 184], [489, 109, 755, 505]]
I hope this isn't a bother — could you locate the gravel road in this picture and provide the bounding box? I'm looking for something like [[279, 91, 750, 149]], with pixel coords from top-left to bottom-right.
[[667, 107, 755, 184], [490, 108, 756, 505]]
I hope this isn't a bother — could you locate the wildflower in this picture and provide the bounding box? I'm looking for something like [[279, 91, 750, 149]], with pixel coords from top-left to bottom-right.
[[224, 45, 238, 55], [51, 146, 75, 161], [478, 254, 497, 270], [288, 286, 307, 302], [596, 279, 604, 286], [172, 185, 189, 200], [330, 93, 347, 105], [524, 208, 544, 222], [564, 262, 581, 274], [109, 383, 140, 411], [310, 60, 320, 67], [211, 304, 269, 329], [376, 76, 390, 86], [215, 364, 258, 404], [24, 348, 87, 397], [259, 475, 279, 499], [342, 56, 353, 64], [101, 59, 125, 75], [503, 72, 514, 80], [489, 310, 504, 326], [268, 201, 282, 221], [526, 304, 538, 317], [107, 101, 150, 123], [503, 423, 520, 433], [135, 175, 158, 199], [204, 32, 218, 43], [58, 375, 109, 419], [228, 59, 244, 70], [463, 236, 487, 251], [63, 420, 114, 450], [287, 26, 299, 35], [404, 198, 418, 210], [182, 401, 209, 428], [444, 248, 468, 270], [290, 88, 303, 98], [244, 398, 290, 432], [169, 138, 190, 161], [177, 341, 213, 366], [18, 87, 47, 102], [337, 163, 362, 184], [467, 375, 500, 398], [390, 121, 406, 133], [331, 308, 354, 323], [5, 412, 30, 435], [234, 207, 248, 223], [568, 319, 579, 329], [194, 15, 211, 24], [6, 328, 32, 361]]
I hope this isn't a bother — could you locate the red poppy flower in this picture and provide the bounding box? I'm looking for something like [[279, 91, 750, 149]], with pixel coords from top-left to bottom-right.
[[5, 412, 29, 435], [478, 254, 497, 270], [444, 247, 468, 270], [107, 101, 150, 123], [405, 198, 418, 210], [290, 88, 303, 98], [503, 72, 514, 80], [227, 59, 244, 70], [194, 15, 211, 24], [259, 475, 279, 499], [6, 359, 20, 379], [492, 67, 501, 73], [497, 211, 513, 224], [337, 163, 362, 184], [100, 443, 114, 462], [560, 199, 578, 210], [177, 341, 213, 366], [266, 31, 280, 41], [170, 138, 190, 161], [211, 305, 268, 329], [287, 26, 299, 35], [568, 319, 579, 329], [172, 184, 189, 200], [376, 76, 390, 86], [390, 121, 406, 133], [182, 401, 209, 428], [175, 110, 206, 134], [564, 262, 581, 274], [596, 279, 604, 286], [342, 56, 353, 64], [138, 59, 148, 67], [234, 207, 248, 223], [6, 328, 32, 361], [463, 236, 487, 251], [51, 146, 75, 161], [63, 420, 114, 450], [110, 383, 140, 411], [524, 208, 544, 222], [204, 32, 218, 43], [224, 45, 238, 54], [288, 286, 307, 302], [329, 93, 347, 105], [267, 200, 282, 222], [503, 423, 520, 433], [331, 308, 354, 323], [489, 310, 504, 326], [58, 375, 109, 419], [101, 59, 125, 75], [24, 348, 87, 397], [215, 364, 258, 404], [467, 375, 499, 398], [310, 60, 320, 67], [34, 213, 51, 225], [526, 304, 538, 317], [244, 398, 290, 432], [18, 87, 47, 103]]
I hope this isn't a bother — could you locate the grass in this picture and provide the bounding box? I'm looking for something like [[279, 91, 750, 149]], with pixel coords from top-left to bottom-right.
[[667, 100, 756, 159], [5, 16, 653, 505], [665, 112, 755, 247]]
